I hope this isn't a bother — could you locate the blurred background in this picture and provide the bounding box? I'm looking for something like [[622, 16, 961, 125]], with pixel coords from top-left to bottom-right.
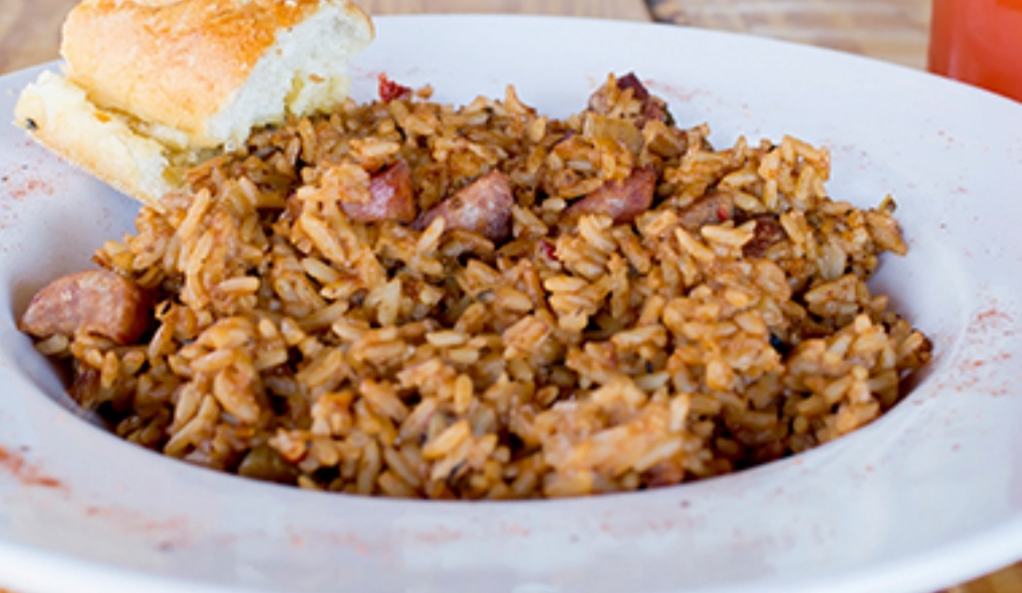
[[649, 0, 929, 68], [0, 0, 930, 73]]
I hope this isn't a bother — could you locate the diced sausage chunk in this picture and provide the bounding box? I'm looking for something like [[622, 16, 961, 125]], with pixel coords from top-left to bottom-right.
[[20, 270, 150, 345], [378, 74, 412, 103], [341, 160, 417, 223], [615, 73, 669, 126], [678, 191, 734, 231], [616, 73, 652, 102], [568, 167, 656, 224], [742, 214, 788, 258], [588, 72, 671, 128], [414, 170, 513, 242]]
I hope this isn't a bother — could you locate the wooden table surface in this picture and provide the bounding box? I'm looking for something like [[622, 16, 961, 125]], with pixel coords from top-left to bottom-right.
[[0, 1, 1016, 592]]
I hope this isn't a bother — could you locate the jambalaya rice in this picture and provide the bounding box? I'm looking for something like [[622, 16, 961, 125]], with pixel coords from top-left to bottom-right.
[[21, 74, 932, 499]]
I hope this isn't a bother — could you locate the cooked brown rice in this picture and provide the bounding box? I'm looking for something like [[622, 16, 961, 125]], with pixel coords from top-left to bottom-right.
[[22, 73, 932, 499]]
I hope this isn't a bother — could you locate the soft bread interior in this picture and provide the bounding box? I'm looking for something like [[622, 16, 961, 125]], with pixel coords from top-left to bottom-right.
[[206, 2, 374, 151], [15, 71, 174, 209]]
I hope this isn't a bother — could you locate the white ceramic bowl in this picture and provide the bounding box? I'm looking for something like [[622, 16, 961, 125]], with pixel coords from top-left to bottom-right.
[[1, 15, 1021, 593]]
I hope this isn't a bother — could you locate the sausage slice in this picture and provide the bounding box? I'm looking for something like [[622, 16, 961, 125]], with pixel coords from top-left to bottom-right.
[[678, 191, 735, 231], [20, 269, 150, 345], [741, 214, 788, 258], [588, 72, 671, 128], [414, 170, 514, 242], [341, 160, 417, 224], [567, 167, 656, 224]]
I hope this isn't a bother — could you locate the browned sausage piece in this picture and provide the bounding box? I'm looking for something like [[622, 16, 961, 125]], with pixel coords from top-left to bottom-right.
[[378, 73, 413, 104], [615, 73, 669, 126], [678, 191, 735, 231], [567, 167, 656, 224], [742, 214, 788, 258], [616, 73, 652, 102], [19, 269, 150, 345], [341, 160, 417, 224], [588, 72, 670, 128], [414, 170, 513, 242]]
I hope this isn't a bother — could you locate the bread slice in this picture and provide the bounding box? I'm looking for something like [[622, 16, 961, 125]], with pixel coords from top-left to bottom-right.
[[15, 70, 175, 205], [14, 0, 374, 209]]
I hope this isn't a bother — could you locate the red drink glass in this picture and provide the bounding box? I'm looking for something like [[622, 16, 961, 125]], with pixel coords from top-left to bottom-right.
[[928, 0, 1022, 102]]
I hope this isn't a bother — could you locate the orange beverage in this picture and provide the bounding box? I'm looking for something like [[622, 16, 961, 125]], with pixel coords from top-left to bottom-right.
[[928, 0, 1022, 102]]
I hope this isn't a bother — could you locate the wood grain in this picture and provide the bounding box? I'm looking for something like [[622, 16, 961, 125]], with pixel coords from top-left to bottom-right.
[[360, 0, 649, 20], [648, 0, 930, 69], [0, 0, 649, 74], [0, 0, 78, 74], [0, 1, 1019, 593]]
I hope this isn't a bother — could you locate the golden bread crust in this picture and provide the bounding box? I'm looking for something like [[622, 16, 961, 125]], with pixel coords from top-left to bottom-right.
[[61, 0, 373, 147]]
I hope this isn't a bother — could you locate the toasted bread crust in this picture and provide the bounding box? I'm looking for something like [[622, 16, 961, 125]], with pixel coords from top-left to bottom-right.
[[61, 0, 373, 148]]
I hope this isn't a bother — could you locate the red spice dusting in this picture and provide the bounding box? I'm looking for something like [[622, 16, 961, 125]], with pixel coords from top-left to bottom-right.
[[378, 74, 412, 103], [329, 533, 371, 555], [502, 522, 531, 536], [643, 79, 705, 103], [974, 308, 1011, 330], [717, 206, 729, 222], [81, 503, 192, 547], [2, 165, 55, 201], [409, 525, 461, 544], [645, 518, 678, 533], [0, 446, 63, 489], [937, 300, 1018, 397]]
